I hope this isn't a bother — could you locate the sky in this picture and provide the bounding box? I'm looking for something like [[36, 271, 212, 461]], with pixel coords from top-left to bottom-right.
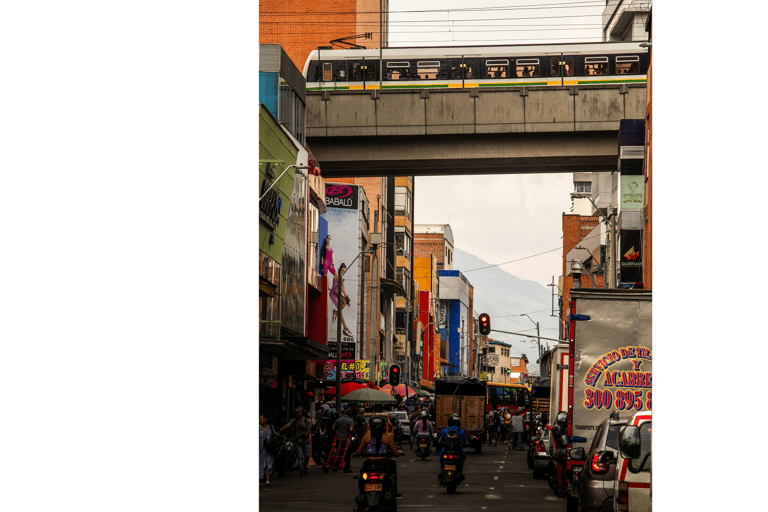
[[388, 0, 610, 287]]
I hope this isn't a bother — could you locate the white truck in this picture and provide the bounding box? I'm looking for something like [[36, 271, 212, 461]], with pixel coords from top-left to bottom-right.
[[563, 288, 652, 512]]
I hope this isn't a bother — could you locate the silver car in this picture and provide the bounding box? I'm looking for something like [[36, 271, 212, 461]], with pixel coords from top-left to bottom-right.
[[575, 413, 628, 512]]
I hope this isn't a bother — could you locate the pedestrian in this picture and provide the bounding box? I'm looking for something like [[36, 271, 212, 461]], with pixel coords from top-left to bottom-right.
[[511, 409, 525, 450], [278, 406, 313, 476], [332, 408, 355, 472], [259, 414, 277, 486]]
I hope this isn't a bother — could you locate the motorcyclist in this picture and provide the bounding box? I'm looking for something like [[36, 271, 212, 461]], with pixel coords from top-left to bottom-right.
[[353, 414, 404, 498], [438, 414, 469, 460], [413, 410, 434, 436]]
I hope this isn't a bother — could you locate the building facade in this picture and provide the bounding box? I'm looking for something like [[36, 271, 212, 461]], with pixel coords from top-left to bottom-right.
[[259, 0, 390, 72]]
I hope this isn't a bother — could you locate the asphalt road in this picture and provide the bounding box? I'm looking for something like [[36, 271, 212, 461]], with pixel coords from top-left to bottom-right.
[[259, 440, 566, 511]]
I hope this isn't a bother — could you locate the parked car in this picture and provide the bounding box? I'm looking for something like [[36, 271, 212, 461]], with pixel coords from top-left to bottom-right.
[[613, 411, 651, 512], [575, 412, 628, 512]]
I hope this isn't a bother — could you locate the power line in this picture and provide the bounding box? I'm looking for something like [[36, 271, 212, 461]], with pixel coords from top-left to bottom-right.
[[260, 2, 606, 16]]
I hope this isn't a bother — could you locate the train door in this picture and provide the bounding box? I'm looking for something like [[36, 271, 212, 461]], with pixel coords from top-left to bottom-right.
[[549, 55, 576, 85]]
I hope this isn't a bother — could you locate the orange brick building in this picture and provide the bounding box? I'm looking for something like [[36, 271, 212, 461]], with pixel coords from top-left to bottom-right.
[[259, 0, 389, 72]]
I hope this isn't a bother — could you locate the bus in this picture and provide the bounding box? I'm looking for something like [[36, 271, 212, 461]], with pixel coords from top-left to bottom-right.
[[486, 382, 530, 413]]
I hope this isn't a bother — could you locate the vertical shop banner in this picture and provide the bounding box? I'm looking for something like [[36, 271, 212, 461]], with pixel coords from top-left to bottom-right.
[[620, 175, 645, 211], [619, 230, 643, 283], [326, 359, 371, 381], [321, 184, 360, 345]]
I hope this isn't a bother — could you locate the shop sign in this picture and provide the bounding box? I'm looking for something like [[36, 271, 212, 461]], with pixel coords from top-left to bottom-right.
[[326, 359, 370, 380]]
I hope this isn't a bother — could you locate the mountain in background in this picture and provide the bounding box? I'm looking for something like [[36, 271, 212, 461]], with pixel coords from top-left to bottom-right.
[[452, 247, 561, 375]]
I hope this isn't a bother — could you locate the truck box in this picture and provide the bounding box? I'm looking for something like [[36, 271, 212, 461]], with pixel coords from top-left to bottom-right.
[[434, 376, 487, 453], [566, 289, 652, 506]]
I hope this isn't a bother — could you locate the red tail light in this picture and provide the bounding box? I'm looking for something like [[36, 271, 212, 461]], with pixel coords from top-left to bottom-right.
[[448, 454, 454, 459], [536, 441, 546, 453], [591, 453, 609, 474], [364, 472, 383, 481]]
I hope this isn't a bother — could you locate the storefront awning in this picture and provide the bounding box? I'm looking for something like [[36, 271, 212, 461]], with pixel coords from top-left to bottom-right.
[[260, 336, 329, 360]]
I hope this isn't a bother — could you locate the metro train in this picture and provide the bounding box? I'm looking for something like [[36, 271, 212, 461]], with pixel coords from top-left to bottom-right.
[[303, 42, 648, 91]]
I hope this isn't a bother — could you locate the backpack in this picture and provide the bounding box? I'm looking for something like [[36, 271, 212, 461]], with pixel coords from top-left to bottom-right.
[[443, 428, 462, 453], [493, 411, 500, 426]]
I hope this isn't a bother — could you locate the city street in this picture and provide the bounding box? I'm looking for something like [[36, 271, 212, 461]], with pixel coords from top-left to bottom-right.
[[260, 441, 565, 511]]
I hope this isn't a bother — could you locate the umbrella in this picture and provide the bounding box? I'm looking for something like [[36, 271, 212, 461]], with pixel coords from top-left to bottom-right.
[[380, 384, 417, 397], [323, 381, 369, 397], [341, 387, 397, 404]]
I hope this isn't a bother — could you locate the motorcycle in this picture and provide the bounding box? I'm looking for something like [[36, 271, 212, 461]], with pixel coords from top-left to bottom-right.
[[544, 412, 586, 500], [414, 432, 432, 460], [437, 448, 465, 494], [272, 434, 299, 477], [353, 454, 398, 512]]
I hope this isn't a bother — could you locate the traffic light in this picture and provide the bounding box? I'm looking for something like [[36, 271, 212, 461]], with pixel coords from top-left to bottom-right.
[[479, 313, 491, 335], [389, 364, 401, 386]]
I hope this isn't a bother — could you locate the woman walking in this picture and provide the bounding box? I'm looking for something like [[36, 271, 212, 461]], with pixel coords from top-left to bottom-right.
[[260, 414, 277, 486]]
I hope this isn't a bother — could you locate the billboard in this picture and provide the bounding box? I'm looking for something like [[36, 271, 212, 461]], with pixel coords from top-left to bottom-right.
[[620, 175, 645, 211], [325, 359, 371, 381], [321, 183, 361, 346], [620, 230, 643, 283]]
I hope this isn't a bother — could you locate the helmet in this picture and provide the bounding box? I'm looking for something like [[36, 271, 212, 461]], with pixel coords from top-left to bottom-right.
[[370, 414, 386, 433], [420, 410, 428, 419], [555, 411, 568, 428], [448, 414, 461, 428], [295, 407, 303, 414]]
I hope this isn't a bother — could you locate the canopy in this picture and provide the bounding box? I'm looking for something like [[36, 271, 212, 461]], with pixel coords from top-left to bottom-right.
[[379, 384, 418, 397], [323, 381, 376, 397], [341, 387, 397, 404]]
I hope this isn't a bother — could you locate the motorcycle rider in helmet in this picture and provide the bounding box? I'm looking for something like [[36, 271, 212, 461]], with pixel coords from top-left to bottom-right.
[[438, 413, 469, 461], [353, 414, 404, 498]]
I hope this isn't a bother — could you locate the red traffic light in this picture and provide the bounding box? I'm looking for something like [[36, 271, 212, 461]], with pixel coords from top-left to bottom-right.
[[479, 313, 491, 335], [392, 367, 398, 373]]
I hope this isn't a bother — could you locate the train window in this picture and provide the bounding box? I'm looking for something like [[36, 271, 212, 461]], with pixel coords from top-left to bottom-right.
[[322, 63, 332, 82], [616, 56, 639, 74], [515, 59, 539, 78], [352, 62, 375, 81], [485, 59, 509, 78], [549, 57, 575, 76], [417, 61, 440, 80], [585, 57, 608, 76], [387, 61, 411, 80]]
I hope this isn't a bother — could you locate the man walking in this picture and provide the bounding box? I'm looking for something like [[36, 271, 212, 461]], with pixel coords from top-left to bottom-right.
[[332, 408, 355, 472], [279, 407, 313, 475]]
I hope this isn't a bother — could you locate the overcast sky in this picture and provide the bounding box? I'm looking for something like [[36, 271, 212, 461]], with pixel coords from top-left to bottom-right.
[[388, 0, 607, 286]]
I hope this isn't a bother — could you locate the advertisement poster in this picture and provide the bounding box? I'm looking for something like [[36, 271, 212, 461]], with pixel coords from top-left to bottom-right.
[[326, 359, 371, 381], [321, 183, 360, 345], [620, 230, 643, 283], [572, 295, 651, 445], [620, 175, 645, 211], [328, 341, 356, 360]]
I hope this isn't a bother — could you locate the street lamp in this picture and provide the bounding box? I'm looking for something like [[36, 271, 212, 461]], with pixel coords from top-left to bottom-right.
[[335, 246, 375, 413], [520, 314, 542, 364], [259, 164, 311, 201]]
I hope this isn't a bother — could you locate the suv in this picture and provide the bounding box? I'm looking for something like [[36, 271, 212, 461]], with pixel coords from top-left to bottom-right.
[[576, 412, 628, 512]]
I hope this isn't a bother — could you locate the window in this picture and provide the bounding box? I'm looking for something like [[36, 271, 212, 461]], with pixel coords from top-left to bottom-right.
[[585, 57, 608, 76], [394, 186, 411, 218], [616, 55, 639, 74], [488, 347, 495, 353], [485, 59, 509, 78], [322, 63, 332, 82], [417, 61, 440, 80], [516, 59, 540, 78], [395, 267, 411, 297], [386, 61, 411, 80], [574, 181, 591, 193], [395, 226, 412, 259], [550, 57, 575, 76]]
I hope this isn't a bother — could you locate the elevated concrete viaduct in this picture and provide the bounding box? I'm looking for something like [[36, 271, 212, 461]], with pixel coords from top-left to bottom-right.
[[306, 84, 646, 177]]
